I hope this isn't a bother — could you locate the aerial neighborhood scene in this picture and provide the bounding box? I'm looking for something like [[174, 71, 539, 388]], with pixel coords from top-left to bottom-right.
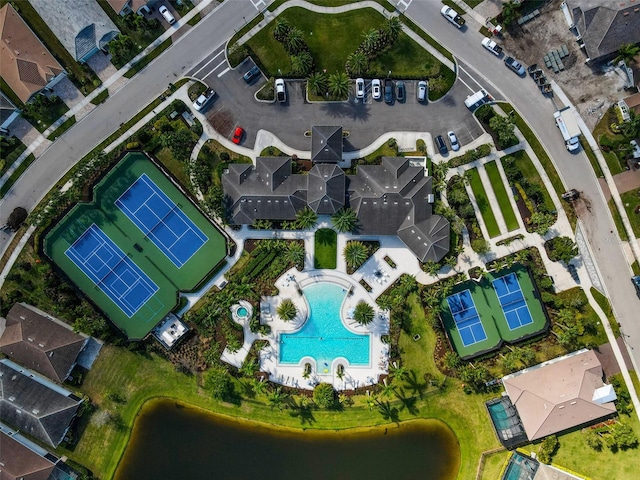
[[2, 0, 640, 478]]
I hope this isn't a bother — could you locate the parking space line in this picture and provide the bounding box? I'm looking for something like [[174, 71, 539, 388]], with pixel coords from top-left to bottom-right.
[[217, 67, 231, 78], [192, 49, 225, 77]]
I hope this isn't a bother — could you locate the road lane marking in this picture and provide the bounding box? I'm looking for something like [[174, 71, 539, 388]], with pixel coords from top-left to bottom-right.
[[457, 76, 474, 94], [192, 49, 225, 77], [201, 59, 229, 80], [252, 0, 266, 10], [217, 67, 231, 78]]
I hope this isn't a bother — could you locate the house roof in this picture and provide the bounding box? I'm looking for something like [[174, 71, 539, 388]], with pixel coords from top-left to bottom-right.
[[0, 359, 82, 447], [28, 0, 119, 62], [623, 91, 640, 115], [502, 349, 617, 441], [0, 303, 87, 383], [222, 156, 450, 262], [0, 4, 64, 104], [107, 0, 150, 15], [311, 126, 343, 163], [0, 91, 17, 126], [0, 431, 55, 480], [568, 0, 640, 61]]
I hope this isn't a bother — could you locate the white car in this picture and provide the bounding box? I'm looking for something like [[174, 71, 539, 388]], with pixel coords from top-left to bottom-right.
[[371, 79, 381, 100], [417, 80, 427, 102], [355, 78, 365, 99], [159, 5, 176, 25], [275, 78, 286, 103], [447, 131, 460, 151]]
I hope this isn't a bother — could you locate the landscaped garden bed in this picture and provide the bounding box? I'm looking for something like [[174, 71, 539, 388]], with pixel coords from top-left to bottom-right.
[[467, 167, 501, 237]]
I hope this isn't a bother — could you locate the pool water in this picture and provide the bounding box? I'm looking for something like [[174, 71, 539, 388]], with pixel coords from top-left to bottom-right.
[[487, 401, 511, 430], [237, 306, 248, 318], [279, 283, 369, 369]]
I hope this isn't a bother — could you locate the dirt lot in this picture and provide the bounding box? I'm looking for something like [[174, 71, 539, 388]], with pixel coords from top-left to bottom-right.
[[498, 0, 631, 130]]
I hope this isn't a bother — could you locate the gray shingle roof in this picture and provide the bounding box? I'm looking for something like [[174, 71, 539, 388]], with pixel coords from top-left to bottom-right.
[[222, 156, 449, 262], [0, 360, 82, 447], [569, 0, 640, 61], [311, 126, 343, 163]]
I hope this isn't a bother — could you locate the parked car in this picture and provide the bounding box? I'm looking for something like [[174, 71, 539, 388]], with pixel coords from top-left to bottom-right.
[[243, 65, 260, 83], [232, 126, 244, 144], [396, 80, 405, 102], [355, 78, 365, 99], [371, 79, 381, 100], [192, 88, 216, 112], [275, 78, 286, 102], [384, 78, 394, 104], [632, 275, 640, 296], [417, 80, 427, 102], [435, 135, 448, 154], [504, 56, 526, 76], [159, 4, 176, 25], [447, 131, 460, 151]]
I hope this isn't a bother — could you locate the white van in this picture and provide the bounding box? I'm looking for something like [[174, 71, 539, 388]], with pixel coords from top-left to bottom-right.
[[159, 5, 176, 25]]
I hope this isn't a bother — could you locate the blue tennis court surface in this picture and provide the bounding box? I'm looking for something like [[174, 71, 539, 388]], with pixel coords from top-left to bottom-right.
[[446, 290, 487, 347], [492, 273, 534, 330], [65, 224, 159, 317], [115, 174, 208, 268]]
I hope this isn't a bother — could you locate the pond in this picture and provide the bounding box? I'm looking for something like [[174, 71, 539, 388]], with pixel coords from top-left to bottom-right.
[[115, 399, 461, 480]]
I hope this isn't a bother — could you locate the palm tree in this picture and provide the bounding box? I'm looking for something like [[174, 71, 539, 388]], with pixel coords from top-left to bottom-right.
[[291, 51, 313, 76], [327, 71, 350, 99], [284, 241, 305, 267], [380, 378, 396, 397], [273, 18, 291, 42], [613, 42, 640, 65], [382, 16, 402, 44], [285, 27, 305, 54], [361, 28, 380, 56], [500, 1, 521, 26], [331, 207, 358, 233], [267, 387, 287, 410], [240, 358, 259, 377], [277, 299, 297, 322], [307, 71, 328, 96], [354, 301, 375, 325], [343, 241, 369, 269], [345, 51, 368, 77], [296, 206, 318, 229]]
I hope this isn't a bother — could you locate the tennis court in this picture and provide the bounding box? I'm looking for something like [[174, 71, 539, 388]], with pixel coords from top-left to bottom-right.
[[492, 273, 534, 330], [65, 224, 158, 317], [446, 290, 487, 347], [115, 174, 208, 268]]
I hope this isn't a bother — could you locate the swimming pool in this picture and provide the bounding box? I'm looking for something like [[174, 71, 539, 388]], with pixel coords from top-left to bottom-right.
[[237, 306, 248, 318], [279, 283, 369, 371]]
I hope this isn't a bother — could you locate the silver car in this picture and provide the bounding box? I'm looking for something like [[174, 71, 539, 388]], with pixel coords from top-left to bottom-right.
[[371, 79, 381, 100], [447, 131, 460, 151]]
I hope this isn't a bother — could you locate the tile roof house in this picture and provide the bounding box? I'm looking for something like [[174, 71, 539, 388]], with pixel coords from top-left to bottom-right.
[[222, 156, 450, 262], [567, 0, 640, 62], [311, 126, 343, 163], [0, 4, 66, 104], [0, 359, 83, 447], [0, 303, 89, 383], [107, 0, 152, 16], [502, 349, 617, 441], [28, 0, 120, 63], [0, 91, 20, 133], [0, 430, 55, 480]]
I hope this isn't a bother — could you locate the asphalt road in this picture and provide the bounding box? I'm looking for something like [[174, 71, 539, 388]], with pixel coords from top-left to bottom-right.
[[398, 0, 640, 369]]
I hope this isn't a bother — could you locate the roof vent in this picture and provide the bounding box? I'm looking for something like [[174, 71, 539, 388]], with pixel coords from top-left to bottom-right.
[[19, 316, 25, 320], [38, 343, 45, 348]]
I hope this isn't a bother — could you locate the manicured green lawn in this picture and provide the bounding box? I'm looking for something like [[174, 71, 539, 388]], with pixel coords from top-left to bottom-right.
[[247, 7, 449, 80], [502, 149, 555, 214], [48, 115, 76, 140], [0, 154, 35, 198], [620, 188, 640, 238], [23, 97, 69, 133], [314, 228, 337, 268], [484, 161, 519, 232], [467, 168, 501, 237], [479, 450, 510, 480]]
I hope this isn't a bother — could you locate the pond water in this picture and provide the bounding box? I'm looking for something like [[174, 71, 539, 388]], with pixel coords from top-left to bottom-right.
[[115, 399, 461, 480]]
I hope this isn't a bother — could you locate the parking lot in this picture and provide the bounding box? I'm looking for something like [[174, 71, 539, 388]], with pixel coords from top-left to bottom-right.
[[186, 51, 485, 154]]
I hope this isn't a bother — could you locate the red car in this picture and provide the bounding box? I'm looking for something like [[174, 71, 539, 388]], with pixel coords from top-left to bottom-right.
[[232, 126, 244, 144]]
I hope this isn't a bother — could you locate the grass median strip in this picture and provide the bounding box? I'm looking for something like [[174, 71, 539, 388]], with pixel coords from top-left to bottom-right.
[[468, 167, 501, 237], [485, 161, 519, 231], [47, 116, 76, 141], [90, 89, 110, 105]]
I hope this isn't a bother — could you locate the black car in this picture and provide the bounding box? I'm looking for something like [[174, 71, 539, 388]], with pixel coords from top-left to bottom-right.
[[435, 135, 448, 154], [396, 81, 405, 102], [243, 65, 261, 83], [633, 276, 640, 296], [384, 78, 394, 104]]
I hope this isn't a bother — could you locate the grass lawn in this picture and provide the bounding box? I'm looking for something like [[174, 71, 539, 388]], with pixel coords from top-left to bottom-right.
[[247, 7, 451, 81], [620, 188, 640, 238], [479, 450, 510, 480], [603, 150, 624, 175], [47, 116, 76, 140], [580, 136, 603, 177], [607, 198, 628, 241], [154, 146, 191, 188], [0, 154, 35, 198], [484, 161, 519, 232], [91, 89, 110, 105], [502, 149, 555, 214], [590, 287, 620, 337], [198, 139, 252, 186], [125, 38, 173, 78], [24, 97, 69, 133], [468, 167, 501, 237], [314, 228, 337, 268]]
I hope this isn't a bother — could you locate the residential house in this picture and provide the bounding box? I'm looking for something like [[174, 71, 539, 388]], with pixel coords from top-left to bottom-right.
[[28, 0, 120, 63], [311, 126, 343, 163], [500, 349, 617, 442], [0, 359, 83, 447], [0, 430, 55, 480], [0, 4, 66, 104], [0, 303, 89, 383], [618, 91, 640, 122], [222, 155, 450, 262], [567, 0, 640, 63], [107, 0, 152, 16], [0, 92, 20, 134]]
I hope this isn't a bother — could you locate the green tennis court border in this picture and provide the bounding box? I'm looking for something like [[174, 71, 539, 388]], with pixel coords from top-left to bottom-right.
[[44, 152, 228, 339], [440, 263, 549, 359]]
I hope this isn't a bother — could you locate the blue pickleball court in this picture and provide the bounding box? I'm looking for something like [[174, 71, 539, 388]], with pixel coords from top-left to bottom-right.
[[492, 273, 534, 330], [446, 290, 487, 347]]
